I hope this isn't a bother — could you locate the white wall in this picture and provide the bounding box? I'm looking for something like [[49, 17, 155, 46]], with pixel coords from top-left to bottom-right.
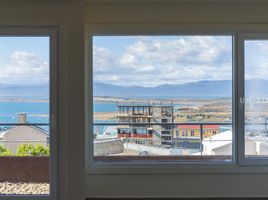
[[0, 1, 85, 200], [3, 126, 48, 153], [85, 1, 268, 198]]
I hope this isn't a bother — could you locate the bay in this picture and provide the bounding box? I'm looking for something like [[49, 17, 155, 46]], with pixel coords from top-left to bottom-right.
[[0, 102, 49, 124]]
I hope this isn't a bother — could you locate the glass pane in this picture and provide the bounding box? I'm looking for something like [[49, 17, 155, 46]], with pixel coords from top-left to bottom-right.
[[93, 35, 233, 163], [245, 40, 268, 158], [0, 37, 50, 194]]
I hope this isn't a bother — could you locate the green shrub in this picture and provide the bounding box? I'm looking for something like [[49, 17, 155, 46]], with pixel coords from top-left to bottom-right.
[[0, 145, 12, 156], [17, 144, 34, 156], [17, 144, 49, 156], [32, 144, 49, 156]]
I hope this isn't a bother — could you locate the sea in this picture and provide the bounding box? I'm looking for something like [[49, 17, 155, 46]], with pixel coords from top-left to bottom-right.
[[0, 94, 230, 124], [0, 101, 118, 133], [0, 102, 49, 124], [0, 101, 117, 124], [0, 98, 236, 134]]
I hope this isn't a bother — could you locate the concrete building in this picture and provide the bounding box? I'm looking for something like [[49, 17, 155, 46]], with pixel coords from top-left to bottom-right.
[[116, 102, 174, 148], [0, 113, 49, 153], [94, 138, 123, 156]]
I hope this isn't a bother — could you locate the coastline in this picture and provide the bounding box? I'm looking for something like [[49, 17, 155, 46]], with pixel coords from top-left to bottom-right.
[[0, 97, 48, 103]]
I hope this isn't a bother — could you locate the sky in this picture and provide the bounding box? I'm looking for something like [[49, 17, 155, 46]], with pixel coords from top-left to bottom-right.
[[245, 40, 268, 80], [93, 36, 268, 87], [0, 36, 267, 87], [0, 37, 49, 86]]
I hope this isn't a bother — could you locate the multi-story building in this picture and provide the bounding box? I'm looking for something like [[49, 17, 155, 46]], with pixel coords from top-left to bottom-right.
[[116, 102, 174, 148], [173, 125, 220, 149]]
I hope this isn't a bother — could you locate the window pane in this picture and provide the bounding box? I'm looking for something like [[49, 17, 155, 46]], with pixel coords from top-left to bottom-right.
[[245, 40, 268, 158], [93, 35, 233, 163], [0, 37, 50, 194]]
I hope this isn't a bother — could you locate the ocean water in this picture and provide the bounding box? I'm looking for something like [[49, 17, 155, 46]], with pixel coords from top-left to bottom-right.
[[0, 101, 118, 124], [0, 95, 230, 124], [0, 101, 235, 136], [94, 102, 117, 112], [0, 102, 49, 124]]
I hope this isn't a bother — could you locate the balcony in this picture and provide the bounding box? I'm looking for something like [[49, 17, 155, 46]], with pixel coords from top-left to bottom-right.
[[93, 121, 268, 162]]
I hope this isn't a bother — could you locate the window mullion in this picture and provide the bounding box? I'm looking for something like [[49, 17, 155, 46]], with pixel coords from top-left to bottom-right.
[[237, 33, 246, 165]]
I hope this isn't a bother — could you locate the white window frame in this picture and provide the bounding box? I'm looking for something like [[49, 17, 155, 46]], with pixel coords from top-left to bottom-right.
[[0, 27, 59, 200], [85, 24, 268, 175], [238, 33, 268, 166]]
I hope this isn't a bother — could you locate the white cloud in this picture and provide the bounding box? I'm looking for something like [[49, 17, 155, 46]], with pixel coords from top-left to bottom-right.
[[245, 41, 268, 80], [0, 51, 49, 85], [93, 36, 233, 87], [120, 53, 136, 65], [93, 46, 115, 72]]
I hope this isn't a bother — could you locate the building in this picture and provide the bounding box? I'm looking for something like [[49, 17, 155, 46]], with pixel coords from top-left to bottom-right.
[[0, 113, 49, 153], [94, 138, 123, 156], [201, 130, 268, 156], [174, 125, 220, 149], [116, 102, 174, 148], [202, 130, 232, 156]]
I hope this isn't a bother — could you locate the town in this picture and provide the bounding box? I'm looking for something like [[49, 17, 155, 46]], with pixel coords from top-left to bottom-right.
[[94, 99, 268, 159]]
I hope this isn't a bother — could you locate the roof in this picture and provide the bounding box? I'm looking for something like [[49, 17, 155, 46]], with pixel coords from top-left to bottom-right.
[[176, 125, 220, 129], [0, 124, 49, 138], [203, 130, 232, 150]]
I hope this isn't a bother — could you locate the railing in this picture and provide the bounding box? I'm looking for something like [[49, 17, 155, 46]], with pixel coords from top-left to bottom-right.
[[94, 122, 232, 158], [94, 122, 232, 126], [0, 123, 49, 126], [93, 121, 268, 161]]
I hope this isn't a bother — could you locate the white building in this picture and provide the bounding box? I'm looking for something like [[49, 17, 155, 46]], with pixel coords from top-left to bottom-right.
[[201, 130, 268, 156], [0, 113, 49, 153]]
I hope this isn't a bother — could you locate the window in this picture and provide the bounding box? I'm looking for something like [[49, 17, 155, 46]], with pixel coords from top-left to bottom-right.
[[161, 119, 168, 123], [88, 29, 268, 172], [238, 33, 268, 165], [162, 131, 170, 135], [191, 130, 195, 137], [92, 35, 233, 163], [182, 130, 187, 137], [0, 28, 58, 199]]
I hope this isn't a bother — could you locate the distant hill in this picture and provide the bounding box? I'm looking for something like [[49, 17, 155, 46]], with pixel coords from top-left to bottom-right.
[[94, 80, 232, 97], [1, 79, 268, 99], [0, 84, 49, 99], [94, 79, 268, 98]]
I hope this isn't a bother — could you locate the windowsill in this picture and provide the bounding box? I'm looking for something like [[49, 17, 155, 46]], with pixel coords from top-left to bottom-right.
[[94, 155, 232, 162], [86, 156, 268, 175]]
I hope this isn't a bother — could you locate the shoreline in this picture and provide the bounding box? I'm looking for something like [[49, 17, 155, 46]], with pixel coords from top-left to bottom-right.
[[0, 98, 48, 103], [0, 96, 231, 104]]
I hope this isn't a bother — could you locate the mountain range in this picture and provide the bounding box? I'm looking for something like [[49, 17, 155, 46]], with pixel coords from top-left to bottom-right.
[[0, 79, 268, 99], [94, 79, 268, 98], [0, 84, 49, 99]]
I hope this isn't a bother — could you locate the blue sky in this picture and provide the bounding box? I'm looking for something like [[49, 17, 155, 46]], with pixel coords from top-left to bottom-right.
[[93, 35, 233, 87], [245, 40, 268, 80], [0, 36, 267, 87], [0, 37, 49, 85], [93, 36, 268, 87]]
